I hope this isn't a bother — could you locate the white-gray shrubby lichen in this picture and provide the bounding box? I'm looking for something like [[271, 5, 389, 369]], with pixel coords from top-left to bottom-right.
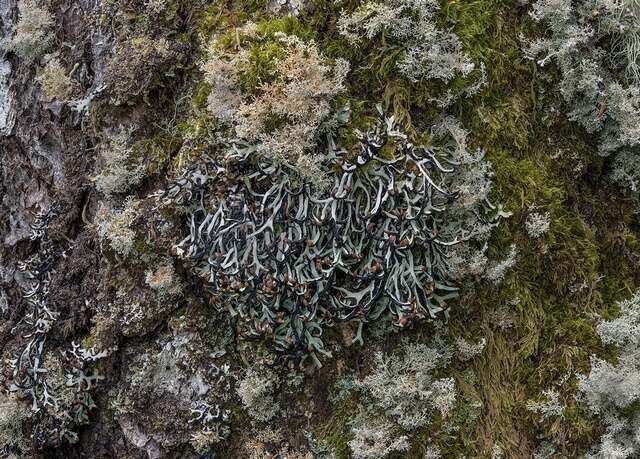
[[579, 290, 640, 458], [528, 0, 640, 196]]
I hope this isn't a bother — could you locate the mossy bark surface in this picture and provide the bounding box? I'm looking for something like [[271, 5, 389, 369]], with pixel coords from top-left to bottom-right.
[[0, 1, 639, 458]]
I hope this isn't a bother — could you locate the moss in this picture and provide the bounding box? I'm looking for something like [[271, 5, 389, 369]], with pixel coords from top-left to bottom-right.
[[476, 96, 533, 151], [405, 369, 484, 457], [192, 81, 212, 110], [236, 40, 287, 93], [131, 132, 182, 177], [196, 4, 231, 40], [197, 2, 311, 43], [133, 237, 153, 258], [81, 333, 97, 350], [315, 397, 357, 458], [97, 0, 640, 455], [255, 15, 314, 40]]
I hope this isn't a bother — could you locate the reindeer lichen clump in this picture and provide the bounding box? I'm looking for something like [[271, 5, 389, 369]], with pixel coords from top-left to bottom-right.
[[330, 337, 464, 459], [160, 108, 501, 365], [0, 392, 30, 456], [578, 290, 640, 458], [202, 29, 349, 189], [528, 0, 640, 194], [36, 57, 78, 102], [3, 0, 54, 62], [338, 0, 474, 83]]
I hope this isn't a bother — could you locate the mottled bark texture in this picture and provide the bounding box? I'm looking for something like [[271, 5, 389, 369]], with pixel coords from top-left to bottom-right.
[[0, 1, 127, 457]]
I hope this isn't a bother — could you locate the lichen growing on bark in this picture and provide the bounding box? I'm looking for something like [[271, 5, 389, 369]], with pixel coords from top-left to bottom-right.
[[0, 0, 639, 458]]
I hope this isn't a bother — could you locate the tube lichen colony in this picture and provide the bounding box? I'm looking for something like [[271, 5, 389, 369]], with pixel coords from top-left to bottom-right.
[[160, 109, 501, 365]]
